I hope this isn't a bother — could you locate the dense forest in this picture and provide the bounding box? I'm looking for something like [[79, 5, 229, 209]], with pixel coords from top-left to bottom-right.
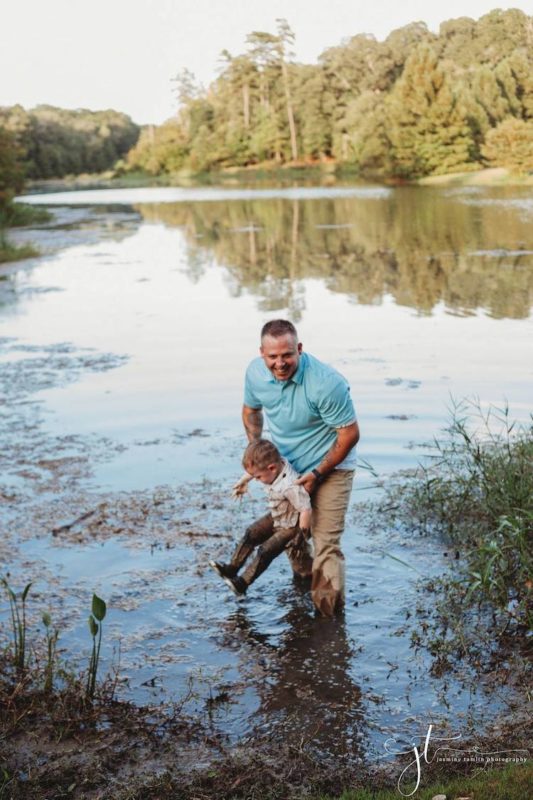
[[1, 8, 532, 188], [128, 9, 533, 178], [0, 105, 139, 180]]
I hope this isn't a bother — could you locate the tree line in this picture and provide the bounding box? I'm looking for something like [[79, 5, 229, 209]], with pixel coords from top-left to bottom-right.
[[0, 105, 139, 180], [127, 9, 533, 178], [1, 8, 532, 188]]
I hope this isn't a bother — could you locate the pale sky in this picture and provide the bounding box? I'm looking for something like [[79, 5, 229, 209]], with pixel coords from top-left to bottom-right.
[[2, 1, 531, 125]]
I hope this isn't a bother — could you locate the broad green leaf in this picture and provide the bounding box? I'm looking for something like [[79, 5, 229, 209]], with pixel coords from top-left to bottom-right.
[[42, 611, 51, 627], [88, 616, 99, 637], [92, 594, 107, 621]]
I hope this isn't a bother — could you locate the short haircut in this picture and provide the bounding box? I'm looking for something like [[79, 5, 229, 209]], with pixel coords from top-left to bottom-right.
[[261, 319, 298, 341], [242, 439, 282, 470]]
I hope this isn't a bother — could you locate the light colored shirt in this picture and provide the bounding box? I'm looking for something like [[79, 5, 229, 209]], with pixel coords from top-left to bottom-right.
[[265, 459, 312, 529], [244, 352, 357, 475]]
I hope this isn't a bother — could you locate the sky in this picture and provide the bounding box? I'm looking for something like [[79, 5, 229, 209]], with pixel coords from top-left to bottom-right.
[[2, 1, 531, 125]]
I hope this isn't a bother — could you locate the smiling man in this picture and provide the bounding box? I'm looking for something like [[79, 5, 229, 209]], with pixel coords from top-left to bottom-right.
[[240, 319, 360, 616]]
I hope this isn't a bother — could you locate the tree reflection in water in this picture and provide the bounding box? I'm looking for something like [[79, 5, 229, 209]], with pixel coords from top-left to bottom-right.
[[136, 186, 533, 320]]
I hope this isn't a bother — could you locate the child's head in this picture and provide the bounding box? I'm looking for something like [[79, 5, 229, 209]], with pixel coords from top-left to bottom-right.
[[242, 439, 283, 485]]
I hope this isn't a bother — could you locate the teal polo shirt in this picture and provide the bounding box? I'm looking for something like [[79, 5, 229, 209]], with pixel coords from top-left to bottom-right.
[[244, 352, 357, 475]]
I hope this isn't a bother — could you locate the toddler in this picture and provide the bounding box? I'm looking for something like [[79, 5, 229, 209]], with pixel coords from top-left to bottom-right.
[[209, 439, 312, 596]]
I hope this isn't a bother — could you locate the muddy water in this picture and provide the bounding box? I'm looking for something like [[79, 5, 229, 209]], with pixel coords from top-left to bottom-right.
[[2, 184, 533, 763]]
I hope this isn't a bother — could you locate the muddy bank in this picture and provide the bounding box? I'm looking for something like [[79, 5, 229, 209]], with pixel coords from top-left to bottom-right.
[[1, 650, 530, 800]]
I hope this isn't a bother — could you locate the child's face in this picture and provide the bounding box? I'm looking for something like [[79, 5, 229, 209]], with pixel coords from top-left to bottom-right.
[[246, 461, 282, 485]]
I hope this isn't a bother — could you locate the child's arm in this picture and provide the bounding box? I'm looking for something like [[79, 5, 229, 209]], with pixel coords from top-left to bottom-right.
[[298, 508, 312, 538], [231, 472, 253, 498], [288, 508, 312, 557]]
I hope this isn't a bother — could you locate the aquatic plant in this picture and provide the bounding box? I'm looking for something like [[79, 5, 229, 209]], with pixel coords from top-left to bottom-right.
[[1, 577, 32, 673], [0, 231, 38, 263], [398, 399, 533, 626], [86, 593, 107, 700], [42, 611, 59, 693]]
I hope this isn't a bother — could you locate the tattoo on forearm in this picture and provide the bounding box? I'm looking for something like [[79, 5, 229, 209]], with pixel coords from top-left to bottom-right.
[[320, 440, 344, 472], [319, 428, 356, 474], [244, 409, 263, 442]]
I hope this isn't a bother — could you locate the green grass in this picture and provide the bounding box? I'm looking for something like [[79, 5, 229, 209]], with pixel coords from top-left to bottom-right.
[[4, 202, 52, 227], [0, 201, 48, 263], [327, 762, 532, 799], [395, 400, 533, 628], [0, 236, 38, 263], [72, 760, 532, 799]]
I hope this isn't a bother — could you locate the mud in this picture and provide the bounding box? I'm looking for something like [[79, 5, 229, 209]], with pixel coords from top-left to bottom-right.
[[2, 656, 530, 800]]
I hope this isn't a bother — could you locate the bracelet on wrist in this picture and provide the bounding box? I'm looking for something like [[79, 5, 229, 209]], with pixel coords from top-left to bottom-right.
[[312, 468, 324, 483]]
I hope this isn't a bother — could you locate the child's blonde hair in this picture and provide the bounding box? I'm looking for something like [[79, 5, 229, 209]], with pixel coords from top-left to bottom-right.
[[242, 439, 282, 471]]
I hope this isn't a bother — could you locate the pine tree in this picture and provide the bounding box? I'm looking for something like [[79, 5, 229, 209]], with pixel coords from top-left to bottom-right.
[[387, 45, 476, 177], [482, 117, 533, 173]]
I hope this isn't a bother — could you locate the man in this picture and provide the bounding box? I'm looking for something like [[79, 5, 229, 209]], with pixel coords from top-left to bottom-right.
[[238, 319, 360, 616]]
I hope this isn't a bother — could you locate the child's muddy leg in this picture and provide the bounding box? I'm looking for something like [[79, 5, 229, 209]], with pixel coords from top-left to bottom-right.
[[230, 513, 274, 571], [240, 526, 296, 586]]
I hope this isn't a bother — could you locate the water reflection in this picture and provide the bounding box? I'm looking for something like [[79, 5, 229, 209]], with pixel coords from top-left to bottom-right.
[[218, 590, 365, 765], [137, 187, 533, 319]]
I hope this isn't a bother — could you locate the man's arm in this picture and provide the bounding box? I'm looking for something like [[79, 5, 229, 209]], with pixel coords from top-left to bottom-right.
[[242, 404, 264, 443], [296, 421, 360, 494]]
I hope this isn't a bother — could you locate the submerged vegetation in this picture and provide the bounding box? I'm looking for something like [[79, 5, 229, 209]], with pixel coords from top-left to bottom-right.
[[127, 9, 533, 180]]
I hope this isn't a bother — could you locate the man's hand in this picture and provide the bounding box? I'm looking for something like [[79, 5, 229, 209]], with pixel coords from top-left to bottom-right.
[[296, 422, 360, 495], [295, 472, 319, 495], [231, 473, 252, 499]]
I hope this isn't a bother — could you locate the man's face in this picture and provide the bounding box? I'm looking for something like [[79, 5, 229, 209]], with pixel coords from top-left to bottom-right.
[[260, 333, 302, 382]]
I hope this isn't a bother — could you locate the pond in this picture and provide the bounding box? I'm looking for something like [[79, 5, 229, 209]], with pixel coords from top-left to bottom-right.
[[2, 182, 532, 765]]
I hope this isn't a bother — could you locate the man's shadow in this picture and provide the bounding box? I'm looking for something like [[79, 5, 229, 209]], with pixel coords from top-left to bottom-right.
[[217, 585, 366, 765]]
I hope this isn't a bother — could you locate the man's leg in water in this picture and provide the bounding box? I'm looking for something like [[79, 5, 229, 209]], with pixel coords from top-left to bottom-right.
[[310, 469, 354, 616]]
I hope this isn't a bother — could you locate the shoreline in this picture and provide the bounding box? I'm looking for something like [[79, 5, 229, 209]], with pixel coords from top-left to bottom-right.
[[21, 165, 533, 196]]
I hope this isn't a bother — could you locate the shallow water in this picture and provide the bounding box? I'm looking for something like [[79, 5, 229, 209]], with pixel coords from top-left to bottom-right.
[[2, 182, 532, 764]]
